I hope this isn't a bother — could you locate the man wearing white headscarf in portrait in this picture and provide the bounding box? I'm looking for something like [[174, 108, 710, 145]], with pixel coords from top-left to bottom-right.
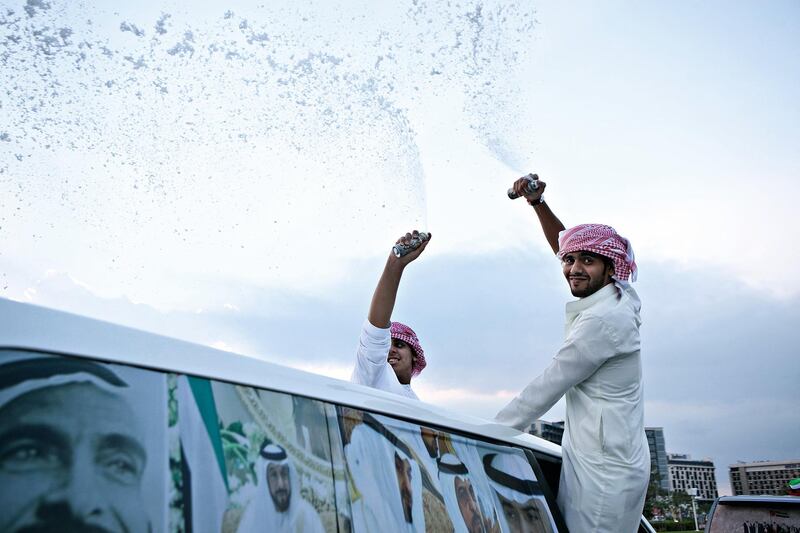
[[372, 416, 454, 533], [0, 354, 154, 533], [451, 438, 501, 529], [373, 415, 442, 495], [411, 426, 442, 490], [438, 453, 498, 533], [345, 418, 425, 533], [237, 443, 324, 533], [482, 453, 556, 533], [393, 444, 426, 532]]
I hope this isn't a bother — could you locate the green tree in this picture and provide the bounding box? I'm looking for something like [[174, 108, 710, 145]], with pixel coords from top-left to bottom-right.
[[644, 469, 670, 518], [669, 490, 693, 521]]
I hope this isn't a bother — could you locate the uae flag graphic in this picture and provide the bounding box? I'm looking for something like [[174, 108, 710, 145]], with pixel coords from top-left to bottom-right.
[[178, 375, 230, 533]]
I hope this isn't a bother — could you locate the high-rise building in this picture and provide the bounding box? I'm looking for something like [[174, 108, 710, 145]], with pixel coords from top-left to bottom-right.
[[646, 427, 670, 492], [668, 454, 718, 501], [729, 460, 800, 496], [528, 419, 564, 445]]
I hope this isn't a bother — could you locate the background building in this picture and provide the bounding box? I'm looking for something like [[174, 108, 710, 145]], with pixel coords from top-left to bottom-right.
[[646, 427, 670, 492], [729, 460, 800, 496], [668, 453, 719, 501], [529, 419, 564, 445]]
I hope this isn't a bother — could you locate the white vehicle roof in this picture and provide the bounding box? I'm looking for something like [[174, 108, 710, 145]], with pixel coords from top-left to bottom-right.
[[0, 297, 561, 458]]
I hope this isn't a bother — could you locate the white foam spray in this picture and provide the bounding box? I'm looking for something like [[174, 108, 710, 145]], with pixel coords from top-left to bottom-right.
[[0, 0, 539, 308]]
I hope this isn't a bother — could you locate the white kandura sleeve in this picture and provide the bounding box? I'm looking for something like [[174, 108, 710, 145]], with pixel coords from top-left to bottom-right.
[[350, 319, 392, 387], [494, 315, 619, 430]]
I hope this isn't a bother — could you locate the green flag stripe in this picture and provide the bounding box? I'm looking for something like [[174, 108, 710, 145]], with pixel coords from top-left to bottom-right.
[[187, 376, 229, 491]]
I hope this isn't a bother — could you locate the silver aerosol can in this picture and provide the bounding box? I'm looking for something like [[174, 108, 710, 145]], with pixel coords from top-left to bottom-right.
[[393, 232, 430, 258], [507, 173, 539, 199]]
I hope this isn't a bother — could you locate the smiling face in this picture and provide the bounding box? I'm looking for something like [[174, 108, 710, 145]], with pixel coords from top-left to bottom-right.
[[387, 338, 416, 385], [267, 462, 291, 512], [0, 382, 149, 533], [561, 251, 614, 298]]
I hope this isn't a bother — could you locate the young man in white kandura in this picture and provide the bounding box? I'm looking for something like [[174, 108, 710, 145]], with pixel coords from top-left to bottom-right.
[[495, 176, 650, 533], [350, 230, 431, 400]]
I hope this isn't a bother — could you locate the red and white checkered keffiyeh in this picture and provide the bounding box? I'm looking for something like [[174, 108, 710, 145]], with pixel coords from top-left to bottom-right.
[[557, 224, 637, 282], [390, 321, 426, 376]]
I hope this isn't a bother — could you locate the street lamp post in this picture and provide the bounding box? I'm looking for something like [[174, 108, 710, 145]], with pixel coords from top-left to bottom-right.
[[687, 488, 699, 531]]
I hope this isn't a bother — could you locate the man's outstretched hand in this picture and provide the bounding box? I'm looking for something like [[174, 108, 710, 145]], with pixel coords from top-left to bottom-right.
[[511, 174, 547, 207], [369, 230, 432, 329], [511, 173, 564, 254], [389, 230, 432, 268]]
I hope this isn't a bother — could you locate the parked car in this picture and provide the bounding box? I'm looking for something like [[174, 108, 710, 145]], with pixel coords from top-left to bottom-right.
[[0, 298, 656, 532], [705, 495, 800, 533]]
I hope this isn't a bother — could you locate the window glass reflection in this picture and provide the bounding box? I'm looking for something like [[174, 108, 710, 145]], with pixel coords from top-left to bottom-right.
[[338, 408, 558, 533]]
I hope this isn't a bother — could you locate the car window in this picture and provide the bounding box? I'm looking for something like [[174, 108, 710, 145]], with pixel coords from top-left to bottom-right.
[[1, 348, 567, 532], [0, 351, 171, 533], [213, 382, 342, 532], [0, 350, 341, 532], [336, 407, 559, 533], [707, 501, 800, 533]]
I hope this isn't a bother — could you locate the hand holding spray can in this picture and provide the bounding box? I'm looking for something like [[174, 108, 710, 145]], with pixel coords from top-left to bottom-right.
[[507, 173, 539, 199], [393, 232, 430, 258]]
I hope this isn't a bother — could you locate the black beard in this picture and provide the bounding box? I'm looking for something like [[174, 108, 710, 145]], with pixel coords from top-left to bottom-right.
[[17, 523, 113, 533], [469, 514, 484, 533], [15, 502, 124, 533], [272, 490, 290, 512], [401, 490, 413, 523]]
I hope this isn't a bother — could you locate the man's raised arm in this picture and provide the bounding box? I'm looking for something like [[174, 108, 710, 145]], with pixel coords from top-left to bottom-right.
[[510, 175, 564, 254], [368, 230, 431, 328]]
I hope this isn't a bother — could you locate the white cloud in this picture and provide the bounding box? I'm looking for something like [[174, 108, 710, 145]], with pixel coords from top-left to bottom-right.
[[2, 0, 798, 504], [6, 250, 798, 501], [414, 386, 517, 404], [412, 384, 525, 420]]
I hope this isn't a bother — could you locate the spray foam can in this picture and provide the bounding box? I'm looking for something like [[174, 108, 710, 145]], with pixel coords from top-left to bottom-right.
[[393, 232, 430, 258], [507, 173, 539, 199]]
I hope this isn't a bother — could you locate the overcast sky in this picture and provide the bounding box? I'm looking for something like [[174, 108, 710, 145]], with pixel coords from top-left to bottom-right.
[[2, 0, 798, 495]]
